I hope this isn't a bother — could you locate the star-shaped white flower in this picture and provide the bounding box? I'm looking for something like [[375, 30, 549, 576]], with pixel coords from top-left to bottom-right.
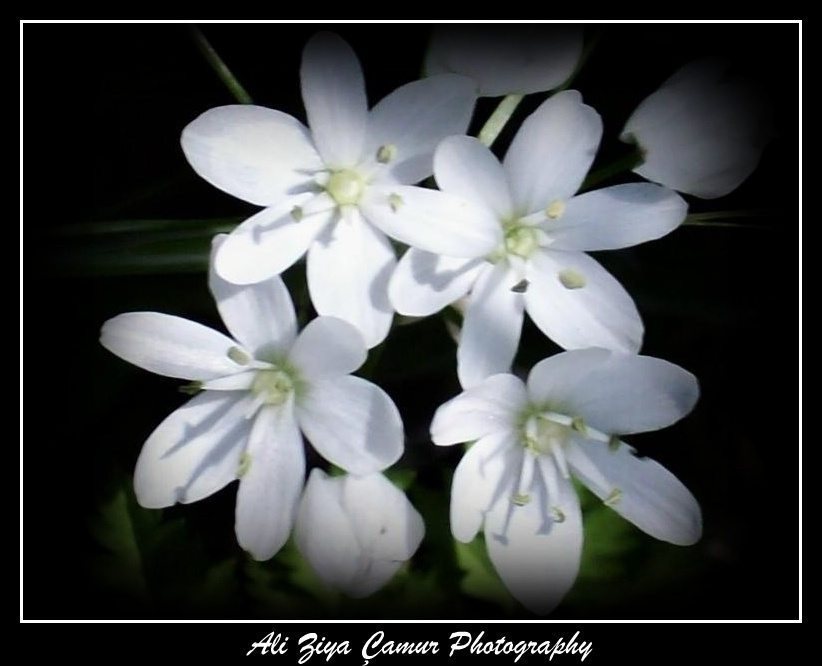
[[622, 58, 772, 199], [99, 237, 403, 561], [294, 470, 425, 598], [182, 32, 500, 349], [431, 348, 702, 615], [389, 90, 688, 388]]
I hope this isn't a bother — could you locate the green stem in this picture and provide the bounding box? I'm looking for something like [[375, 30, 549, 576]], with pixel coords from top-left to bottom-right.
[[478, 94, 524, 147], [189, 26, 253, 104], [683, 210, 771, 229], [686, 209, 770, 222]]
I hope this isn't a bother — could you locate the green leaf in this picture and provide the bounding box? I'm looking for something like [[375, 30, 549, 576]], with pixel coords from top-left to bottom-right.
[[88, 483, 158, 601], [455, 537, 517, 612], [197, 558, 240, 608], [43, 217, 243, 277]]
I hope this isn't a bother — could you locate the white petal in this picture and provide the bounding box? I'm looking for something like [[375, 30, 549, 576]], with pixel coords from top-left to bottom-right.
[[209, 235, 297, 357], [527, 349, 700, 435], [307, 212, 395, 349], [503, 90, 601, 212], [457, 264, 525, 389], [201, 372, 256, 391], [100, 312, 246, 381], [425, 25, 583, 97], [235, 404, 305, 560], [547, 184, 687, 252], [343, 473, 425, 562], [367, 74, 478, 185], [434, 135, 514, 216], [297, 375, 403, 474], [388, 248, 485, 317], [294, 469, 362, 594], [133, 392, 252, 508], [288, 316, 367, 381], [567, 437, 702, 545], [181, 105, 321, 206], [623, 59, 771, 199], [362, 184, 501, 258], [450, 430, 518, 542], [301, 32, 368, 168], [344, 559, 405, 599], [214, 195, 333, 285], [430, 373, 527, 446], [525, 250, 643, 354], [485, 462, 583, 615]]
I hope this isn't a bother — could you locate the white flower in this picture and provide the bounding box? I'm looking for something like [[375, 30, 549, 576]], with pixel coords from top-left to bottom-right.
[[621, 58, 772, 199], [182, 31, 500, 349], [389, 90, 688, 388], [425, 25, 584, 97], [294, 469, 425, 598], [99, 237, 403, 561], [430, 348, 702, 615]]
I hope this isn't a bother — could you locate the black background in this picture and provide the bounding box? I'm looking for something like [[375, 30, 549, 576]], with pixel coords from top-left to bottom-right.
[[22, 21, 799, 629]]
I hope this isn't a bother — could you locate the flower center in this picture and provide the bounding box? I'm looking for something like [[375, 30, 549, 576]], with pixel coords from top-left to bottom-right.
[[504, 224, 540, 259], [251, 368, 295, 406], [326, 170, 366, 206], [522, 414, 570, 456]]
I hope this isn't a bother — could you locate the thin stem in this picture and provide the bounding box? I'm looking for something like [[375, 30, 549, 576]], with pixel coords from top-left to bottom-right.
[[682, 214, 770, 230], [478, 94, 524, 148], [686, 209, 770, 222], [189, 26, 253, 104]]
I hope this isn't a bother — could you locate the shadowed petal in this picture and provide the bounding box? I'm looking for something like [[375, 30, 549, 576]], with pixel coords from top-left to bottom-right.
[[504, 91, 601, 212], [431, 373, 527, 446], [301, 32, 368, 168], [209, 235, 297, 357], [297, 375, 403, 474], [101, 312, 247, 381], [181, 105, 321, 206], [367, 74, 477, 185], [389, 248, 485, 317], [525, 250, 643, 354], [307, 211, 395, 349], [527, 349, 699, 434], [134, 392, 252, 508], [485, 461, 583, 615], [567, 437, 702, 545], [235, 404, 305, 560], [458, 263, 525, 388]]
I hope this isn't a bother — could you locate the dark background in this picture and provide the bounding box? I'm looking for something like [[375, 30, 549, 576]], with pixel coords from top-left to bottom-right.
[[22, 23, 799, 620]]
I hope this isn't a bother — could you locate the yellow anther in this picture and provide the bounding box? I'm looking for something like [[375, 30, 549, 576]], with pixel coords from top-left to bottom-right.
[[228, 346, 251, 365], [546, 200, 565, 219], [388, 192, 403, 212], [237, 452, 252, 478], [512, 493, 531, 506], [604, 488, 623, 506], [558, 268, 587, 290], [376, 143, 398, 164]]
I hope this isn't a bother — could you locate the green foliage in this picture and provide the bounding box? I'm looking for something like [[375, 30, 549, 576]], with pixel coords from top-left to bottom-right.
[[455, 537, 517, 613]]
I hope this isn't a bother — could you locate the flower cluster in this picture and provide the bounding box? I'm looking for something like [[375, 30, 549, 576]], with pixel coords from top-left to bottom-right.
[[101, 29, 769, 612]]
